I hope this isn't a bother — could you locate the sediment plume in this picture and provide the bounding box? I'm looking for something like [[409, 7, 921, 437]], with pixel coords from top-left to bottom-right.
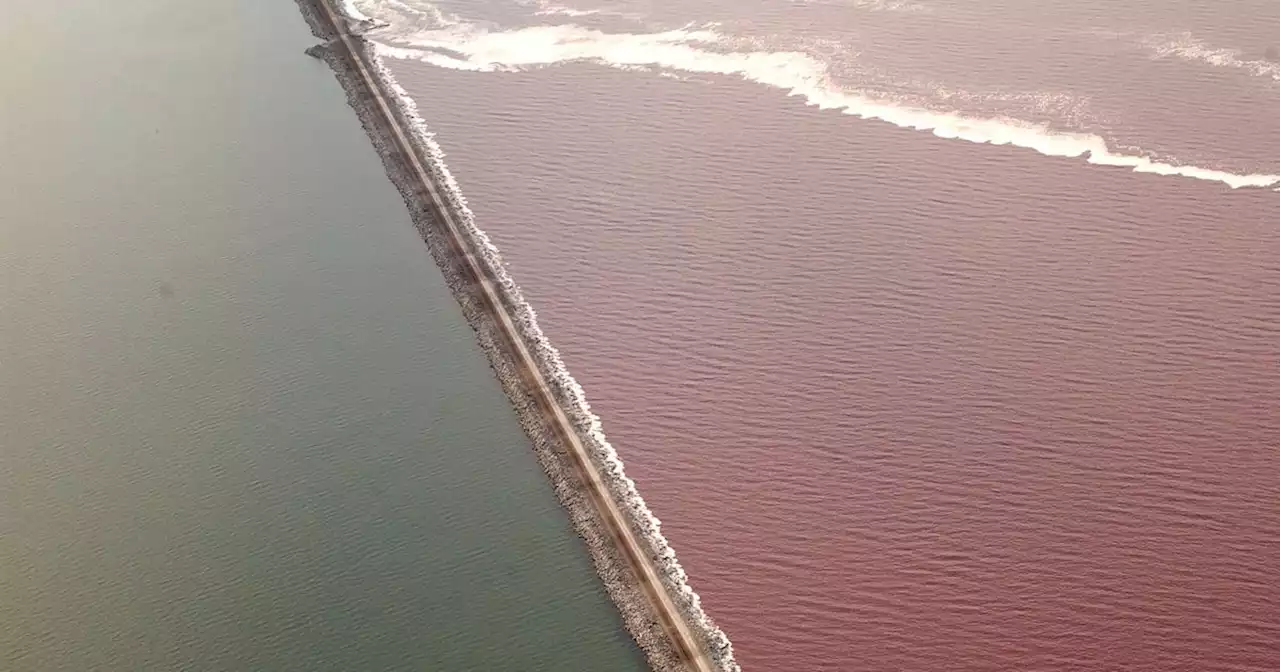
[[292, 1, 740, 670]]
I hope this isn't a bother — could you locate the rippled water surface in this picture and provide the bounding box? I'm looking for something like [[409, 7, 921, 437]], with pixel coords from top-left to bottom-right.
[[360, 0, 1280, 668]]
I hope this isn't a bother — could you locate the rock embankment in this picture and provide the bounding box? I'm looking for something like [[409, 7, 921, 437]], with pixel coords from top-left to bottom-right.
[[292, 2, 741, 670]]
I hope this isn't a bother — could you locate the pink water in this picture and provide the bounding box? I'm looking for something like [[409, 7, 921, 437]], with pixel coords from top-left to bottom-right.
[[363, 0, 1280, 668]]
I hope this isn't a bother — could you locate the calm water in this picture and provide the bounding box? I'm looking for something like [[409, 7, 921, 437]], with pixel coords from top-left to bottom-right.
[[359, 0, 1280, 669], [0, 1, 646, 670]]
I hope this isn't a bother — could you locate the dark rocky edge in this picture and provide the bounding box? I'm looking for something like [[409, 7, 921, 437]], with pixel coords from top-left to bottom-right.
[[292, 1, 741, 669]]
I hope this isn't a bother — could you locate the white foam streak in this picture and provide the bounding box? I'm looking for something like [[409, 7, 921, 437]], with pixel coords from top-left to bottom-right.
[[379, 22, 1280, 189], [513, 0, 646, 20], [340, 0, 371, 22], [792, 0, 932, 13], [531, 2, 608, 18], [1145, 33, 1280, 82]]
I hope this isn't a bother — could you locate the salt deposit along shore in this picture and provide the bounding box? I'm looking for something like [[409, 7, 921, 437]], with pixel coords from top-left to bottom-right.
[[291, 1, 740, 670]]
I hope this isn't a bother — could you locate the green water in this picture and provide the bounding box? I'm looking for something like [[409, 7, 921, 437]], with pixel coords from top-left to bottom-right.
[[0, 1, 646, 670]]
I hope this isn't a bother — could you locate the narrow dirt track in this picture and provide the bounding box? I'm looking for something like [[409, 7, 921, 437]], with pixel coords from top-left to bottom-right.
[[307, 2, 716, 670]]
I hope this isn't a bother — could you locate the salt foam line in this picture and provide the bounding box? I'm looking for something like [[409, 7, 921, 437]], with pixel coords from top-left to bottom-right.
[[339, 0, 371, 22], [334, 3, 741, 670], [1144, 33, 1280, 83], [375, 20, 1280, 190]]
